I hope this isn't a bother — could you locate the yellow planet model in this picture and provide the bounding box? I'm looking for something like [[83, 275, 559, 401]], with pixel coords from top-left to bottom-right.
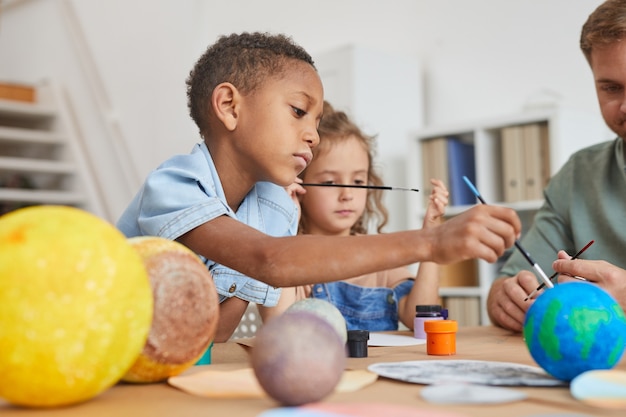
[[0, 206, 153, 407]]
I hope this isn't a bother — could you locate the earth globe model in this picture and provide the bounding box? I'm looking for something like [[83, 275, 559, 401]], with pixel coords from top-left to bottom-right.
[[523, 281, 626, 382]]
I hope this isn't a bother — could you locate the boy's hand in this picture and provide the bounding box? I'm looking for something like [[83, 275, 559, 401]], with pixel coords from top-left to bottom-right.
[[422, 179, 449, 229], [428, 204, 521, 264]]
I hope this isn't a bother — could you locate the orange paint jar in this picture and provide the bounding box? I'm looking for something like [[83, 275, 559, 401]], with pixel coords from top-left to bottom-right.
[[424, 320, 458, 355]]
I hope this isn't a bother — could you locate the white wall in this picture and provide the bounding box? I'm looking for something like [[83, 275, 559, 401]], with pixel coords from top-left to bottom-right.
[[0, 0, 608, 225]]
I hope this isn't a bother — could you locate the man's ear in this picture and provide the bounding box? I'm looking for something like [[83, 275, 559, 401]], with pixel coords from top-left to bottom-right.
[[212, 82, 240, 131]]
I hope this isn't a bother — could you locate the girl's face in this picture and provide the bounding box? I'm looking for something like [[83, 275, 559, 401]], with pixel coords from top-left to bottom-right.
[[300, 135, 370, 236]]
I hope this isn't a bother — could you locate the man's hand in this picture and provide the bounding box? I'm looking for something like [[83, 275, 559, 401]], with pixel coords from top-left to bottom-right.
[[487, 270, 539, 332], [553, 254, 626, 312]]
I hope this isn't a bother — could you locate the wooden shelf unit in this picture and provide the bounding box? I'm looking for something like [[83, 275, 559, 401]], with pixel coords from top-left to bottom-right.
[[407, 107, 609, 325], [0, 80, 104, 216]]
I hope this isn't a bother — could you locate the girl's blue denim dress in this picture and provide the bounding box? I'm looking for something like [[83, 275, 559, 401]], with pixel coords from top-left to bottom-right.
[[310, 279, 413, 331]]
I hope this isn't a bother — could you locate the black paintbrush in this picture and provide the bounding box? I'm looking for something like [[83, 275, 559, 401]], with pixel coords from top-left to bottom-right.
[[300, 183, 419, 192], [462, 176, 554, 290], [524, 239, 594, 301]]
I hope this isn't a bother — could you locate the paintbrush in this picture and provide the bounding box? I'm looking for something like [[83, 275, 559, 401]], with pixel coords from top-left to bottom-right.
[[462, 176, 554, 290], [300, 183, 420, 192], [524, 239, 594, 301]]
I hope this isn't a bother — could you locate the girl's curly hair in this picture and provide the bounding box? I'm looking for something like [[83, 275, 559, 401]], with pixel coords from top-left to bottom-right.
[[298, 101, 389, 235]]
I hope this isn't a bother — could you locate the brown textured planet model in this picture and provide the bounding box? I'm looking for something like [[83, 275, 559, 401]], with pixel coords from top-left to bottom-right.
[[123, 236, 219, 383]]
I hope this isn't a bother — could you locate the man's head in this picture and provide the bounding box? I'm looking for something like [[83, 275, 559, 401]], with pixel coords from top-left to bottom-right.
[[581, 0, 626, 65], [582, 0, 626, 139], [186, 32, 315, 138]]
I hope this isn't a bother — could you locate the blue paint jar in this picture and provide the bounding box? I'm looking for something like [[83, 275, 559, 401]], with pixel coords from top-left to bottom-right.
[[195, 341, 213, 365]]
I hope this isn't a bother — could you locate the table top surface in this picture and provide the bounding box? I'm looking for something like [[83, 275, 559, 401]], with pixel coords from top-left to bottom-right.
[[1, 325, 624, 417]]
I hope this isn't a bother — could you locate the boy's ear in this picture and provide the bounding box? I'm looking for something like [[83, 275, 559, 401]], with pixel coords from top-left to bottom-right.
[[212, 82, 240, 131]]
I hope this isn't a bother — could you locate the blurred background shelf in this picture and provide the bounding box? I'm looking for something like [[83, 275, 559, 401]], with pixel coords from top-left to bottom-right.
[[0, 80, 105, 217], [407, 107, 609, 326]]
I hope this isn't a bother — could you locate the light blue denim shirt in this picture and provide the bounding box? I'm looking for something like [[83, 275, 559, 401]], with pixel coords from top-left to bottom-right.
[[117, 142, 298, 306], [310, 279, 414, 331]]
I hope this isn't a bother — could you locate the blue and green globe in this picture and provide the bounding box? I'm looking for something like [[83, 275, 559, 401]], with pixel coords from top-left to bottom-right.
[[524, 282, 626, 382]]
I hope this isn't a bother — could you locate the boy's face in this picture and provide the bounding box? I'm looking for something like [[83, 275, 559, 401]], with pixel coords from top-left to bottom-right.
[[591, 40, 626, 140], [234, 60, 324, 186], [299, 136, 369, 236]]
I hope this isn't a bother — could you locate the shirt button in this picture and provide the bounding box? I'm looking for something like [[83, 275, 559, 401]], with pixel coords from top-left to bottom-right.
[[387, 293, 395, 305], [228, 283, 237, 293]]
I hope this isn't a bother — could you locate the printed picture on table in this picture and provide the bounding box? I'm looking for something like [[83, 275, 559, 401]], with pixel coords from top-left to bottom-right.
[[368, 360, 567, 386]]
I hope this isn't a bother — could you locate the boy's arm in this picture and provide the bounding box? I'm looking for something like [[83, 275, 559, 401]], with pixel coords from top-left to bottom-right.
[[179, 204, 518, 340], [177, 204, 520, 288]]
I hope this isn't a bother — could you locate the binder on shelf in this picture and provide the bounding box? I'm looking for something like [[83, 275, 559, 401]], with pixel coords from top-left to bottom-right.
[[501, 123, 551, 202], [501, 125, 525, 202], [421, 136, 476, 207], [421, 137, 449, 207], [442, 296, 481, 326], [446, 137, 476, 206], [439, 259, 478, 287], [0, 82, 36, 103], [522, 123, 550, 200], [420, 139, 433, 207]]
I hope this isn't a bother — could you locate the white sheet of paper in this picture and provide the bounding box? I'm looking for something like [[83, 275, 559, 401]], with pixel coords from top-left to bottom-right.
[[368, 333, 426, 347]]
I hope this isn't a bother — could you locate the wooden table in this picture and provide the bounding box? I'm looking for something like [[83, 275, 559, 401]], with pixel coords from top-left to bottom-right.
[[1, 325, 624, 416]]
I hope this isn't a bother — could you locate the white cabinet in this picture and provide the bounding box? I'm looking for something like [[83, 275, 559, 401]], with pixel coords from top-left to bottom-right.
[[406, 107, 610, 325], [0, 80, 105, 217]]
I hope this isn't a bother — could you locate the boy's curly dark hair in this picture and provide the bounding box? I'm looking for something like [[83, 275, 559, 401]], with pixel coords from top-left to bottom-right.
[[186, 32, 315, 137]]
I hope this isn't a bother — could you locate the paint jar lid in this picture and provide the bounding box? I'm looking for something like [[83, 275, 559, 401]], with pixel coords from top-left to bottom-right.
[[424, 320, 458, 333], [346, 330, 369, 358], [416, 305, 442, 313], [347, 329, 370, 342]]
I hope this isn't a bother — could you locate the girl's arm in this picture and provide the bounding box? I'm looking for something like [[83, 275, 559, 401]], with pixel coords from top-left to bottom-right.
[[399, 179, 449, 329], [215, 297, 250, 342], [257, 285, 312, 322]]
